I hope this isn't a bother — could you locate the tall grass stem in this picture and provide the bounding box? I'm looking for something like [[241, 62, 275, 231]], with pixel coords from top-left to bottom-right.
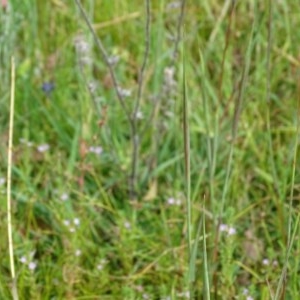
[[182, 41, 193, 294], [7, 56, 18, 300], [219, 3, 257, 217]]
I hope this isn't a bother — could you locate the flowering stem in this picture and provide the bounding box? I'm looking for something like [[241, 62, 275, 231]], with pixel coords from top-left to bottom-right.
[[74, 0, 131, 121], [75, 0, 151, 200], [129, 0, 151, 200]]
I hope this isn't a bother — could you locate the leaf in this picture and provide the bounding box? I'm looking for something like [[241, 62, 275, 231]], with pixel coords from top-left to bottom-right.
[[143, 180, 157, 201]]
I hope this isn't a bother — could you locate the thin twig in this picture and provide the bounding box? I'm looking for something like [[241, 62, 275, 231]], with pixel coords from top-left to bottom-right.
[[7, 56, 19, 300]]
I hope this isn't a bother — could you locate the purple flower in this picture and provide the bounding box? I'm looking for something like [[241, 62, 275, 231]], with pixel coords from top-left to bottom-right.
[[42, 82, 55, 95]]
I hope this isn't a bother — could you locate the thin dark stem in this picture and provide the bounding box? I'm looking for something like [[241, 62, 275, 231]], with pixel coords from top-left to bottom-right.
[[172, 0, 186, 63], [220, 0, 257, 217], [265, 0, 280, 198], [217, 0, 235, 108], [74, 0, 131, 121], [130, 0, 151, 200]]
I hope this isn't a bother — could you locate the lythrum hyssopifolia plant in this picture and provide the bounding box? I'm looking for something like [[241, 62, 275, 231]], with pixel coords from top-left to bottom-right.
[[2, 1, 300, 299], [75, 0, 151, 200]]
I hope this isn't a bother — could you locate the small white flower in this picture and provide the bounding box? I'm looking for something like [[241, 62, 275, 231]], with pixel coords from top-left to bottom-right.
[[219, 224, 228, 232], [163, 66, 177, 89], [117, 87, 131, 98], [219, 224, 236, 236], [262, 258, 269, 265], [246, 296, 254, 300], [63, 220, 70, 226], [20, 139, 33, 147], [135, 285, 144, 292], [0, 177, 5, 186], [273, 260, 278, 267], [74, 36, 90, 54], [19, 256, 27, 264], [75, 249, 81, 256], [167, 1, 181, 10], [76, 42, 89, 53], [60, 193, 69, 201], [79, 56, 92, 65], [69, 227, 76, 233], [177, 291, 190, 299], [88, 81, 97, 93], [242, 288, 249, 295], [164, 67, 175, 81], [37, 144, 50, 152], [28, 261, 37, 271], [73, 218, 80, 226], [89, 146, 103, 155], [227, 227, 236, 236], [166, 197, 182, 206], [167, 197, 175, 205], [175, 199, 182, 205], [97, 259, 107, 270], [135, 111, 144, 120], [107, 55, 120, 65], [124, 221, 131, 229]]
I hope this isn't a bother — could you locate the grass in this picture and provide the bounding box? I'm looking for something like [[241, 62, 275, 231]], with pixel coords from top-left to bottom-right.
[[1, 0, 300, 299]]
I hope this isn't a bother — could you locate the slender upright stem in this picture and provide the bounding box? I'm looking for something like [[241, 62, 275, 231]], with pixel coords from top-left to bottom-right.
[[172, 0, 186, 63], [182, 44, 192, 297], [74, 0, 131, 121], [130, 0, 151, 200], [8, 56, 18, 300]]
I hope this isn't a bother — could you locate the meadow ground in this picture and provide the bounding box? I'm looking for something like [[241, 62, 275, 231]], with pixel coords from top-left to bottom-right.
[[1, 1, 300, 299]]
